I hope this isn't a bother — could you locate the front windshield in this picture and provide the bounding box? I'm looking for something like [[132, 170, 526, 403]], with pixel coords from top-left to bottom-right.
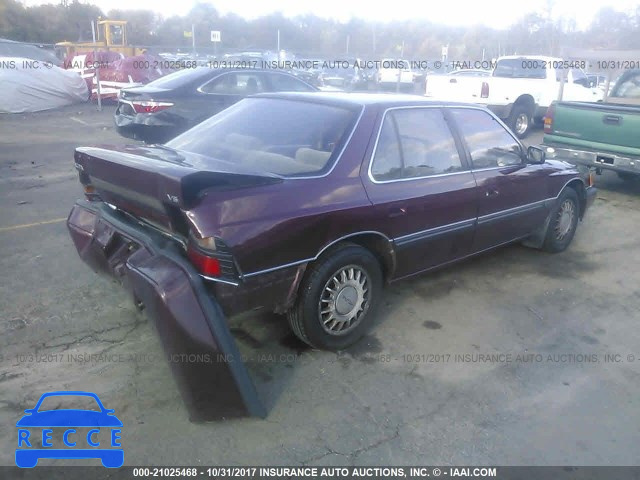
[[166, 97, 359, 177]]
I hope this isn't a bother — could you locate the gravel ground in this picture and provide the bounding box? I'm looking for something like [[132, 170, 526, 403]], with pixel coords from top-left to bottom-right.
[[1, 103, 639, 469]]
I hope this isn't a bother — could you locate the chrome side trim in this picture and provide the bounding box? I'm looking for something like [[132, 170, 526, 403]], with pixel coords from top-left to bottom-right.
[[200, 275, 240, 287], [394, 218, 476, 246], [470, 166, 519, 173], [242, 258, 313, 278], [371, 169, 473, 183], [476, 198, 551, 225], [243, 230, 392, 278]]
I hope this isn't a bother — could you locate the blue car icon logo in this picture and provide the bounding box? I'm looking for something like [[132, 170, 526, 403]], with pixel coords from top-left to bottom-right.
[[16, 391, 123, 468]]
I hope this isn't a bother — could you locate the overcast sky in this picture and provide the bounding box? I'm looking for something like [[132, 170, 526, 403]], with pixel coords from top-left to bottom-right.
[[22, 0, 640, 29]]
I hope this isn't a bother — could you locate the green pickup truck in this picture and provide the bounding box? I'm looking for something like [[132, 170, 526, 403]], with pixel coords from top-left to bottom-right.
[[543, 69, 640, 180]]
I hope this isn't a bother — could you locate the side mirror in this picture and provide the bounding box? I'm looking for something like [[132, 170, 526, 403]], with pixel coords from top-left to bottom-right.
[[527, 145, 546, 164], [527, 145, 547, 165]]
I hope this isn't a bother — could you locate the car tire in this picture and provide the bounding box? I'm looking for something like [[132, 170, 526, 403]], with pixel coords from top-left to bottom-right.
[[507, 104, 534, 139], [542, 188, 580, 253], [287, 243, 383, 350]]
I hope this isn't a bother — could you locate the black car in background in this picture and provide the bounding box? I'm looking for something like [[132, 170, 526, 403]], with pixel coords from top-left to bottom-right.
[[114, 68, 318, 143]]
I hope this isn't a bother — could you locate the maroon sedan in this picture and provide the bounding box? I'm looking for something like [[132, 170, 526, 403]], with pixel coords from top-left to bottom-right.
[[67, 92, 596, 419]]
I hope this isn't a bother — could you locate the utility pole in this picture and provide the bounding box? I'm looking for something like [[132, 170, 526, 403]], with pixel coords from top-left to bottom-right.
[[192, 24, 195, 54], [91, 21, 101, 111]]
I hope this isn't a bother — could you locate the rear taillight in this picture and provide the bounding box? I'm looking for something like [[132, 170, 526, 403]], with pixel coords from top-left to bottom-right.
[[187, 234, 221, 277], [82, 184, 101, 201], [480, 82, 489, 98], [544, 103, 555, 134], [77, 169, 101, 201], [131, 100, 174, 114], [188, 246, 222, 277]]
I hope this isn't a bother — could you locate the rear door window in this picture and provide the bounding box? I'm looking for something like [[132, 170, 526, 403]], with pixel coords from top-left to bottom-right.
[[370, 108, 464, 181], [200, 72, 267, 94], [268, 73, 315, 92]]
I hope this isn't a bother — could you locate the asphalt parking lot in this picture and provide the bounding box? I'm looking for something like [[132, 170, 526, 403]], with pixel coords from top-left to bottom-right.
[[1, 102, 640, 467]]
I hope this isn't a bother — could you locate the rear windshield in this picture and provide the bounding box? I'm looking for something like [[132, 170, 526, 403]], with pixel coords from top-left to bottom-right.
[[146, 67, 211, 89], [493, 59, 546, 79], [166, 98, 360, 177]]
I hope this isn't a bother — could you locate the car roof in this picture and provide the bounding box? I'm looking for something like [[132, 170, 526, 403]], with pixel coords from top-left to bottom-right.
[[253, 91, 484, 109], [143, 67, 315, 90]]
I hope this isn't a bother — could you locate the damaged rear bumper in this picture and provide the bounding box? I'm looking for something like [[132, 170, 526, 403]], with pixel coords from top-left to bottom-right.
[[67, 201, 266, 421]]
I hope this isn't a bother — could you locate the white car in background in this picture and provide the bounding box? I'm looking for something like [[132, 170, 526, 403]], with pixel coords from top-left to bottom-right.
[[448, 68, 491, 77], [376, 59, 415, 89], [425, 55, 603, 138]]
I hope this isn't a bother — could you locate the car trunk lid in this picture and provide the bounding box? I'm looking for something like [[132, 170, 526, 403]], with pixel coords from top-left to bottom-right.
[[74, 145, 282, 233], [119, 86, 170, 100]]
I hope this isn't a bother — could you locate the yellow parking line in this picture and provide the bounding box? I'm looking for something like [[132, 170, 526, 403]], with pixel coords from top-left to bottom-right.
[[0, 217, 66, 233]]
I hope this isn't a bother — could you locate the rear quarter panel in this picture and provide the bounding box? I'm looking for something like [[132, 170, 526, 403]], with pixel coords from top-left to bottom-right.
[[184, 105, 382, 275]]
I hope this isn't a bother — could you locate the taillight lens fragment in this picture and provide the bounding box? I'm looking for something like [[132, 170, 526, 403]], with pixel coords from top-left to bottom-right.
[[131, 100, 174, 114], [187, 234, 221, 277], [544, 103, 555, 134], [187, 246, 222, 277]]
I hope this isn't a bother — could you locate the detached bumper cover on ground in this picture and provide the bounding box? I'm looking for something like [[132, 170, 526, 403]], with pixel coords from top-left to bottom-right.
[[67, 201, 266, 421]]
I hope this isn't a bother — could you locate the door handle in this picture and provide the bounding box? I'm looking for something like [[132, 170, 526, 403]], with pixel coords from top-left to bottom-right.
[[389, 207, 407, 218], [603, 115, 621, 125], [485, 189, 500, 197]]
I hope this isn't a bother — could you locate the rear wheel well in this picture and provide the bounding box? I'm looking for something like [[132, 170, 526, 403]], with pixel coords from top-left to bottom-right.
[[513, 94, 535, 111], [506, 95, 536, 138], [316, 234, 395, 282]]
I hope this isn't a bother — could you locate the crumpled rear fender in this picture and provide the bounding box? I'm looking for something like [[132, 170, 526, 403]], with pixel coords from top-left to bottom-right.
[[67, 201, 266, 421]]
